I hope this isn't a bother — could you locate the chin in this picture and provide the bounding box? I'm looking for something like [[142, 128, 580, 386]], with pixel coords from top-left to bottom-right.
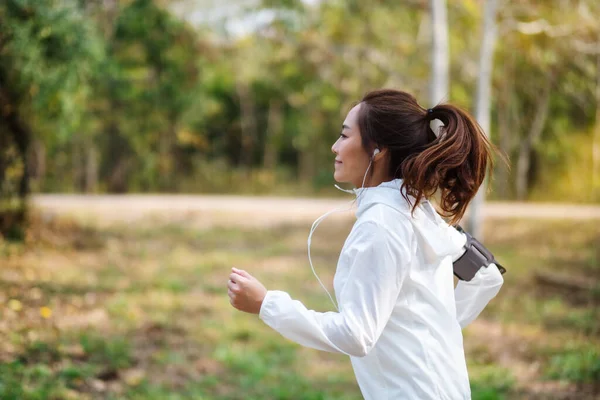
[[333, 171, 343, 183], [333, 172, 350, 184]]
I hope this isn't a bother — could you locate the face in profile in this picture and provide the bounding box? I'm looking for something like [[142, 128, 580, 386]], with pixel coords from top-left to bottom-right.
[[331, 103, 372, 188]]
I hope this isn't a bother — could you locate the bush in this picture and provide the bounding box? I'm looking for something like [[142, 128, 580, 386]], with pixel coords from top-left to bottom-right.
[[545, 346, 600, 384]]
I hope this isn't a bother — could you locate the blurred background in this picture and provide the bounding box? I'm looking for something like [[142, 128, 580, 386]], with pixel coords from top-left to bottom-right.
[[0, 0, 598, 399]]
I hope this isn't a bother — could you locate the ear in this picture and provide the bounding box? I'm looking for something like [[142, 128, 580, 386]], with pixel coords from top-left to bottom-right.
[[372, 147, 387, 161]]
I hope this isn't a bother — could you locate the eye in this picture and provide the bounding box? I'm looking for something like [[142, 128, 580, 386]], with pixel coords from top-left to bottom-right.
[[339, 133, 348, 139]]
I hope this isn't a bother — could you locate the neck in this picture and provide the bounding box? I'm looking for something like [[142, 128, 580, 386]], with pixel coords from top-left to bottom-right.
[[353, 160, 392, 188]]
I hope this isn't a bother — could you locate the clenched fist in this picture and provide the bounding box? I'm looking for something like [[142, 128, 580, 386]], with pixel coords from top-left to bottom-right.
[[227, 267, 267, 314]]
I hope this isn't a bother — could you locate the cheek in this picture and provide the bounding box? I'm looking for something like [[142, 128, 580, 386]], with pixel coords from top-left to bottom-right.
[[348, 140, 366, 165], [340, 138, 355, 156]]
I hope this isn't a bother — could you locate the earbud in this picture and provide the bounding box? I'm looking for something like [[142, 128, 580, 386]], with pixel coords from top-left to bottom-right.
[[373, 148, 380, 156]]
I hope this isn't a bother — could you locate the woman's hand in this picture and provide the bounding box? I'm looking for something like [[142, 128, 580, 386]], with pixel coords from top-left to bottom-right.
[[227, 267, 267, 314]]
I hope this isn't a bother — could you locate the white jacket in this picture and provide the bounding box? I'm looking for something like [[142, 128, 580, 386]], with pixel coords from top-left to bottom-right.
[[259, 179, 504, 400]]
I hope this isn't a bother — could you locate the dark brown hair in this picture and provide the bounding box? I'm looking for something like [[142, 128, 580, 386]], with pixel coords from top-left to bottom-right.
[[357, 89, 495, 224]]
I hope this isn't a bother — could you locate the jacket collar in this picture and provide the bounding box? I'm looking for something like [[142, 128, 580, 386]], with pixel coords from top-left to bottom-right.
[[353, 178, 413, 218], [351, 179, 463, 259]]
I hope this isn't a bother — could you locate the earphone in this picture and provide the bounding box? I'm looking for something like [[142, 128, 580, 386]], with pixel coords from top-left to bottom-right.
[[373, 148, 380, 156]]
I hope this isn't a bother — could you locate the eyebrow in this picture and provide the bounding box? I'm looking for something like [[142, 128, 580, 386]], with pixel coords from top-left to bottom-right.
[[342, 124, 350, 130]]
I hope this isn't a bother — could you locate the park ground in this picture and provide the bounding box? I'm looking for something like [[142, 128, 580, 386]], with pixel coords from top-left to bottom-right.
[[0, 195, 598, 399]]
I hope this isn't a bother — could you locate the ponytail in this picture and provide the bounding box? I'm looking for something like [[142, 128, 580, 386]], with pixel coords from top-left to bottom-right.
[[357, 90, 497, 224], [400, 103, 494, 224]]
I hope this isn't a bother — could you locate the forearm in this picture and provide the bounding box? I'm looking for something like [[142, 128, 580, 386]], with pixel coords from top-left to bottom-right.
[[455, 263, 504, 328], [259, 290, 373, 357]]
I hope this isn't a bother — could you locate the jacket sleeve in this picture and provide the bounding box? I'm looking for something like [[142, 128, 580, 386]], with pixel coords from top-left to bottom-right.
[[258, 221, 410, 357], [454, 263, 504, 328]]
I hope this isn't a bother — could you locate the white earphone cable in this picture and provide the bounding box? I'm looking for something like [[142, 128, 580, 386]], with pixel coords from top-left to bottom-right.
[[307, 157, 374, 311]]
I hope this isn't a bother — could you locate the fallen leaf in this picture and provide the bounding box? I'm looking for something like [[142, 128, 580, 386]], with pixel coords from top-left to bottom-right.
[[123, 368, 145, 386], [8, 299, 22, 311], [40, 306, 52, 319]]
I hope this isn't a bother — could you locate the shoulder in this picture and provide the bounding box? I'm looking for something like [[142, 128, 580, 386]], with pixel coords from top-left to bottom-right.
[[342, 220, 413, 269], [357, 204, 413, 237], [350, 213, 414, 253]]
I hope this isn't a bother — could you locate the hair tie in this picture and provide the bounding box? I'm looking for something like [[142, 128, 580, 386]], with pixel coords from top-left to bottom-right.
[[427, 108, 433, 114]]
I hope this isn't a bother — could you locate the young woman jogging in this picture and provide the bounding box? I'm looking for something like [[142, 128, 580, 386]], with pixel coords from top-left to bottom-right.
[[227, 89, 505, 400]]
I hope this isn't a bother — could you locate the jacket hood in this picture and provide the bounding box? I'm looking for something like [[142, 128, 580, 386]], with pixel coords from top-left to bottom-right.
[[352, 179, 465, 261]]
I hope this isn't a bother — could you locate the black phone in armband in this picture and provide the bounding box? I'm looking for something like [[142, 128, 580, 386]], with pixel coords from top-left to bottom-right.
[[452, 225, 507, 281]]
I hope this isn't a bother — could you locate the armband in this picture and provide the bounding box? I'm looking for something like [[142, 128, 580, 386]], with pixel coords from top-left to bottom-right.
[[453, 225, 507, 281]]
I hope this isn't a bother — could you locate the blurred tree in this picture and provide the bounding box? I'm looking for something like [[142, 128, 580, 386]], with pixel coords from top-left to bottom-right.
[[103, 0, 199, 191], [495, 1, 599, 201], [1, 0, 598, 203], [430, 0, 449, 106], [0, 0, 102, 236], [594, 40, 600, 201], [467, 0, 498, 238]]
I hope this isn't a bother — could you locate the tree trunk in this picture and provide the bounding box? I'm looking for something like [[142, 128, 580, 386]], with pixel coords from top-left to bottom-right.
[[236, 81, 257, 174], [108, 158, 131, 193], [496, 54, 513, 198], [263, 99, 283, 170], [0, 127, 8, 195], [466, 0, 498, 238], [515, 83, 552, 200], [298, 148, 315, 183], [4, 111, 30, 228], [85, 140, 98, 193], [158, 121, 175, 191], [105, 112, 130, 193], [28, 139, 46, 189], [0, 65, 29, 237], [0, 87, 30, 205], [430, 0, 449, 106], [593, 42, 600, 202], [72, 138, 83, 191]]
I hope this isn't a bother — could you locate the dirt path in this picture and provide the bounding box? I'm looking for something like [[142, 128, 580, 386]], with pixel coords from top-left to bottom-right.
[[32, 194, 600, 228]]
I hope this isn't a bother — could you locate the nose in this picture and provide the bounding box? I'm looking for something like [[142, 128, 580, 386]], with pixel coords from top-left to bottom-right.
[[331, 138, 339, 154]]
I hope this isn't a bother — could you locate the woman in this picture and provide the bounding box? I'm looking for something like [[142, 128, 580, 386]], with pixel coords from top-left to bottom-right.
[[227, 89, 504, 400]]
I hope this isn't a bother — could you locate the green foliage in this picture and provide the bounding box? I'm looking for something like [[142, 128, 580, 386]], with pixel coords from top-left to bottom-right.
[[0, 333, 134, 399], [1, 0, 600, 209], [469, 365, 516, 400], [0, 0, 103, 138], [545, 346, 600, 384], [0, 361, 66, 400], [91, 0, 200, 191], [529, 130, 599, 202], [0, 0, 105, 235], [79, 332, 134, 370]]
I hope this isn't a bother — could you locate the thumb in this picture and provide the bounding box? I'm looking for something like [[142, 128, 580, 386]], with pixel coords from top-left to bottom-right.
[[232, 267, 252, 279]]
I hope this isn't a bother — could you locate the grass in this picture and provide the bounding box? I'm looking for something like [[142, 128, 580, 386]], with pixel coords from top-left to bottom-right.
[[0, 211, 598, 399]]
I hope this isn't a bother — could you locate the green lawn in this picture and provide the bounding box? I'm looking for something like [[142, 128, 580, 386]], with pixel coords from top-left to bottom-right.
[[0, 212, 598, 399]]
